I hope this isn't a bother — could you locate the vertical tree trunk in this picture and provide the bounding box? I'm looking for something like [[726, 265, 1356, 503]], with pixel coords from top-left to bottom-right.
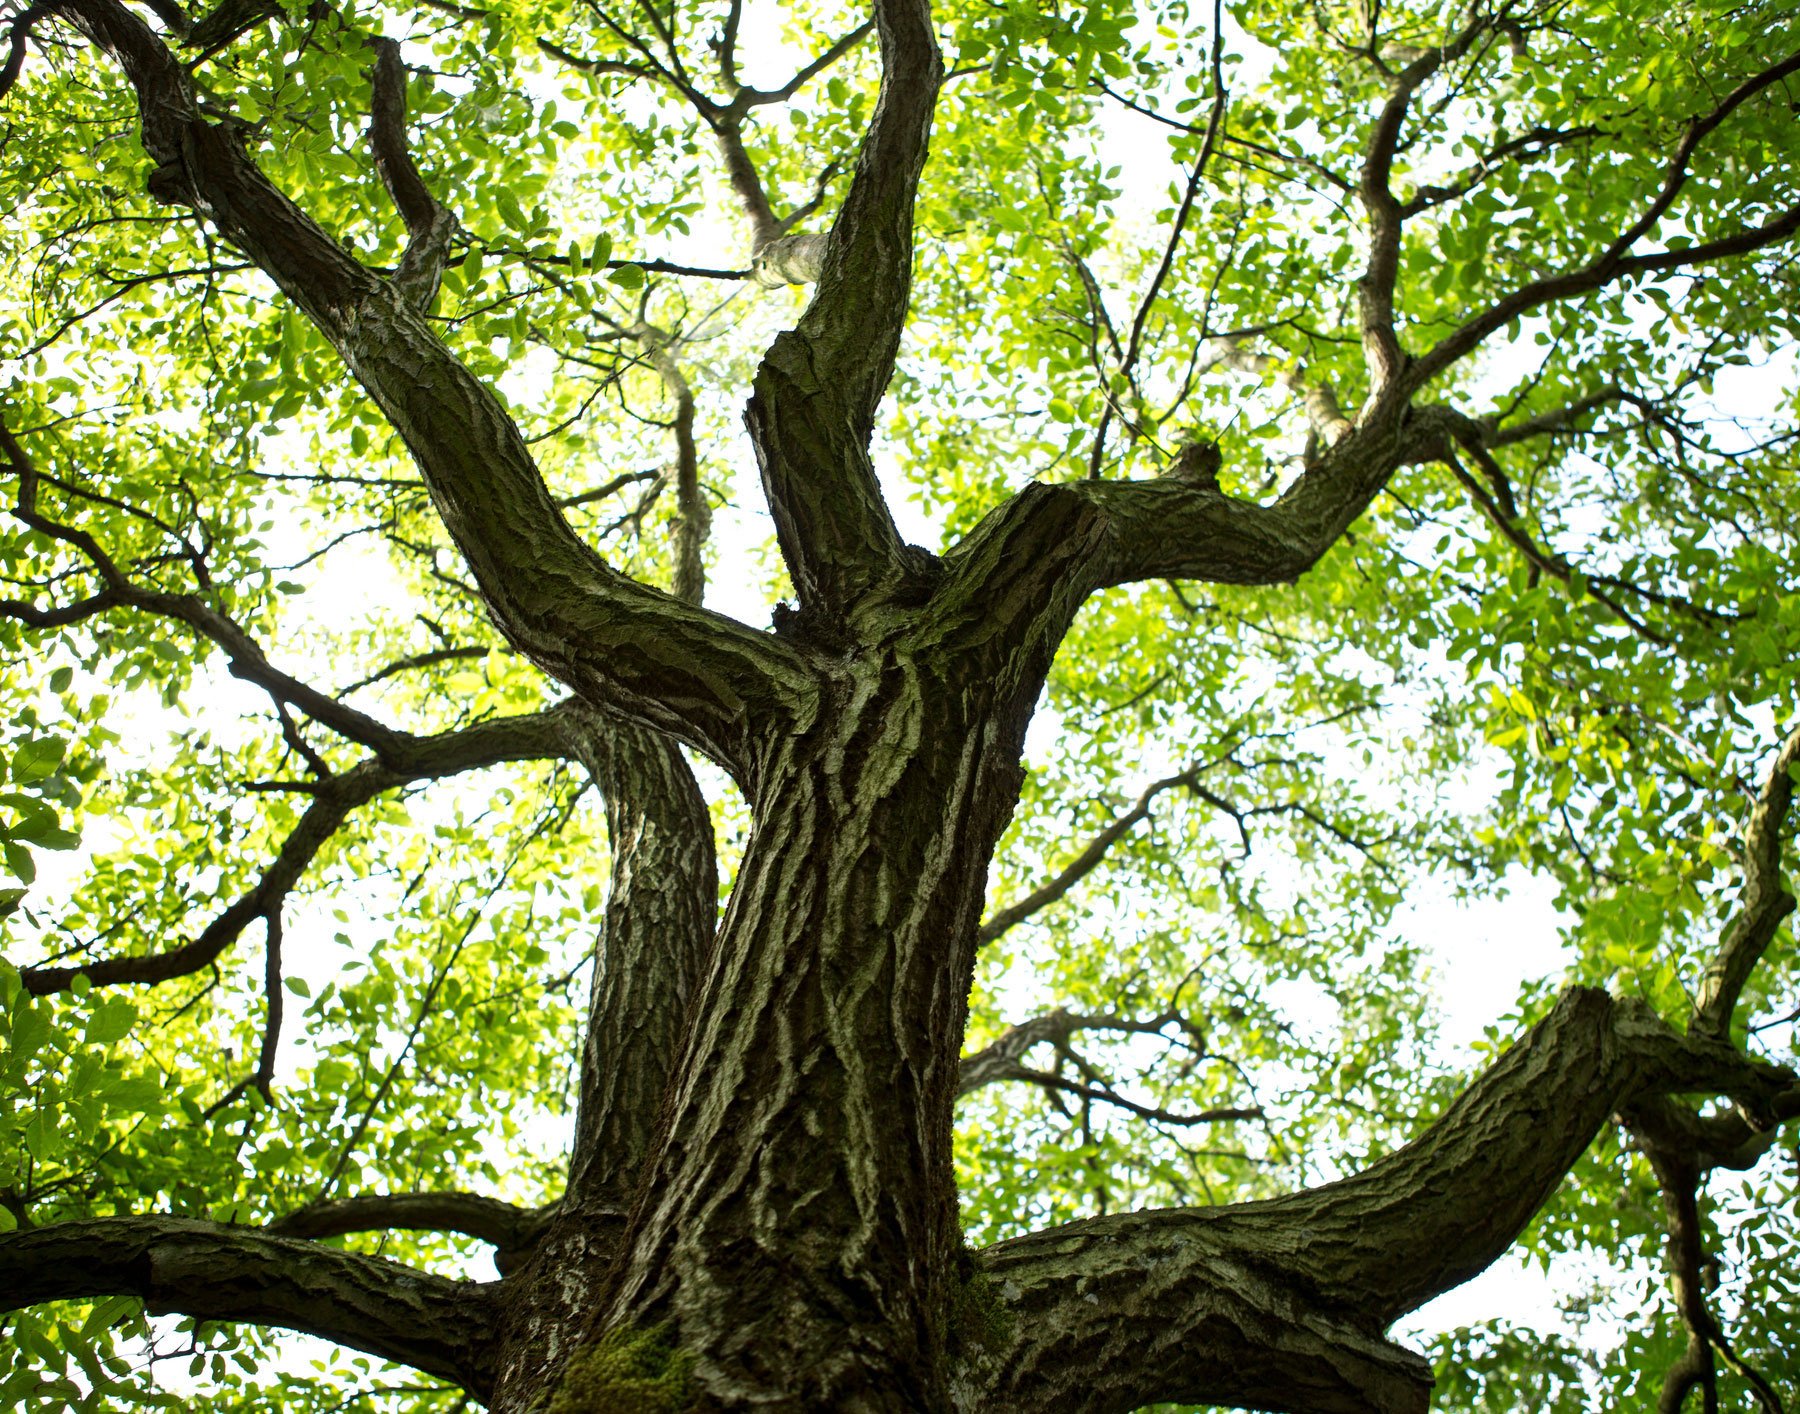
[[487, 642, 1041, 1411]]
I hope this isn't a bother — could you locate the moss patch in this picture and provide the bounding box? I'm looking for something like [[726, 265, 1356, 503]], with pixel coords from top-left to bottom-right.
[[547, 1324, 696, 1414], [951, 1268, 1015, 1356]]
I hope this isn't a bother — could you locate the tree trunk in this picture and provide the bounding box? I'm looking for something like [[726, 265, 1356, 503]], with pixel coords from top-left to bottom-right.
[[487, 640, 1045, 1411]]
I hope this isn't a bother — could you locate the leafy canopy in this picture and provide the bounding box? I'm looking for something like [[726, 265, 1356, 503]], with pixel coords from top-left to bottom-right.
[[1, 0, 1798, 1406]]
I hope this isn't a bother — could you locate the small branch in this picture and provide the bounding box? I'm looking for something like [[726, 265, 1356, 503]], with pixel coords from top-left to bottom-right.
[[368, 36, 454, 309], [730, 20, 871, 113], [1439, 441, 1670, 645], [1695, 723, 1800, 1037], [1623, 1107, 1788, 1414], [1097, 0, 1227, 474], [959, 1007, 1192, 1094], [336, 645, 487, 697], [978, 767, 1205, 944], [252, 906, 284, 1096], [1004, 1066, 1260, 1127], [4, 420, 409, 758], [630, 321, 709, 604]]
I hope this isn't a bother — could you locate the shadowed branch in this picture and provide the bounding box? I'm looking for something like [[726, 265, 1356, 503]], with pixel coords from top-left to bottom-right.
[[0, 1215, 500, 1394]]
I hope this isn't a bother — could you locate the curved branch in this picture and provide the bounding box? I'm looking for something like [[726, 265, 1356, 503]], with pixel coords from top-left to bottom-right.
[[958, 1007, 1188, 1095], [742, 0, 944, 618], [1695, 722, 1800, 1037], [0, 0, 75, 101], [966, 986, 1797, 1413], [61, 0, 817, 779], [1052, 399, 1442, 591], [1356, 13, 1496, 393], [5, 423, 405, 758], [269, 1192, 554, 1254], [0, 1215, 499, 1394], [562, 706, 717, 1209], [368, 36, 453, 309], [19, 703, 582, 994], [978, 767, 1203, 945]]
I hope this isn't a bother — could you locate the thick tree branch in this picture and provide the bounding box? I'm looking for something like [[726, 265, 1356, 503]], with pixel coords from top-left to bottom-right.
[[497, 712, 716, 1388], [0, 1215, 499, 1394], [1055, 398, 1439, 591], [560, 705, 717, 1209], [967, 986, 1795, 1413], [62, 0, 817, 779], [742, 0, 943, 619]]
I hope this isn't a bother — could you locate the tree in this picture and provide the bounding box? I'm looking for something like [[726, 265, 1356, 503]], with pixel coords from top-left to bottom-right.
[[1, 0, 1797, 1404]]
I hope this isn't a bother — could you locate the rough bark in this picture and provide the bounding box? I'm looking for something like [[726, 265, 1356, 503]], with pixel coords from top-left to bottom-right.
[[961, 988, 1794, 1413], [0, 1216, 498, 1390], [488, 707, 720, 1400]]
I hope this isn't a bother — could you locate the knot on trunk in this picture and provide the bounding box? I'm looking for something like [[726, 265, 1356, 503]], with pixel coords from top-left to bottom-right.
[[752, 232, 829, 287]]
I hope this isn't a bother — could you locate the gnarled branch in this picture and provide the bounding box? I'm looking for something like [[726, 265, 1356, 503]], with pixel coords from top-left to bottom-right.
[[967, 986, 1797, 1413]]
